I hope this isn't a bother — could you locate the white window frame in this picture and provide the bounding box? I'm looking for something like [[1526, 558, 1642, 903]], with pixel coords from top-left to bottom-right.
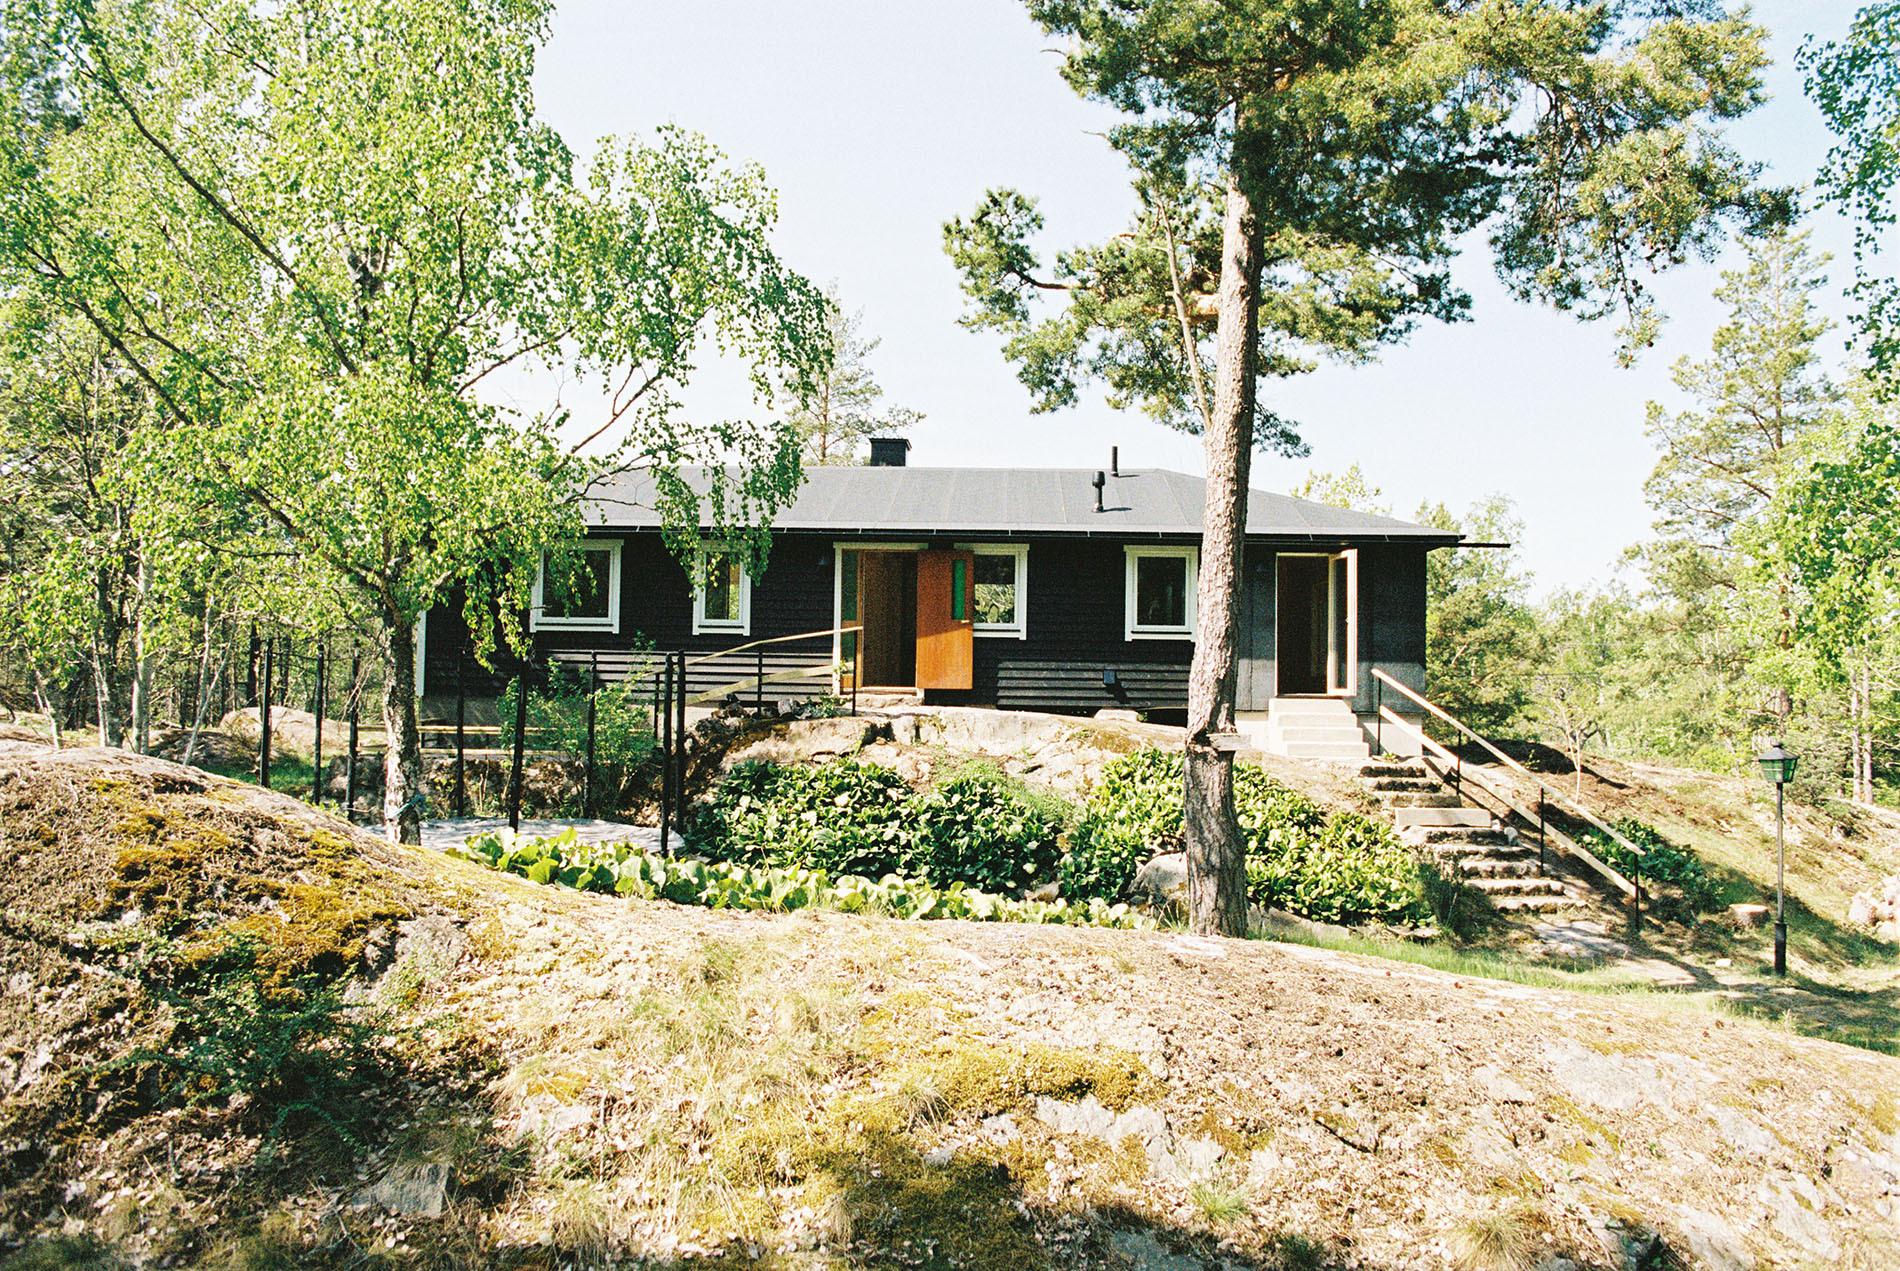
[[531, 539, 623, 633], [958, 542, 1029, 639], [692, 543, 752, 636], [1124, 545, 1198, 641]]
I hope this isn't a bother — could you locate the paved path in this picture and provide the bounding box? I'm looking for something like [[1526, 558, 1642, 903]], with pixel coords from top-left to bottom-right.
[[419, 816, 662, 855]]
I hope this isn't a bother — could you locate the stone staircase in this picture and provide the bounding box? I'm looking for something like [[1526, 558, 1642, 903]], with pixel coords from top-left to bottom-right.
[[1360, 757, 1575, 913], [1250, 697, 1371, 762]]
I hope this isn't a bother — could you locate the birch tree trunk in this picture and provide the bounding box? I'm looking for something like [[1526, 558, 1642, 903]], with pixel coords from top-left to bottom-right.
[[1183, 163, 1261, 939], [129, 551, 154, 754], [382, 614, 425, 844]]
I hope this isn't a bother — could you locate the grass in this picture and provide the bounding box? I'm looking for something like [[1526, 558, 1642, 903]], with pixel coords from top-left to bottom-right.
[[1255, 926, 1655, 994]]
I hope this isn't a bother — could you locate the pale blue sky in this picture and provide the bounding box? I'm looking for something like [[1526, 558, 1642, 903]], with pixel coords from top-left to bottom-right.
[[513, 0, 1865, 594]]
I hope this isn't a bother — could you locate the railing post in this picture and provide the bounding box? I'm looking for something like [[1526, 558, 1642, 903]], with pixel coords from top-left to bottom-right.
[[506, 662, 529, 832], [345, 651, 360, 822], [1631, 853, 1643, 933], [453, 658, 467, 817], [1374, 676, 1383, 756], [311, 643, 326, 806], [1537, 788, 1546, 872], [757, 645, 765, 715], [659, 654, 674, 857], [256, 636, 273, 790], [675, 650, 688, 823], [584, 651, 598, 819]]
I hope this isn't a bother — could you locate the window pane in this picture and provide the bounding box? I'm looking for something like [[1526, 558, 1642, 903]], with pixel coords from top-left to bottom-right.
[[974, 553, 1016, 625], [1135, 555, 1186, 628], [702, 554, 740, 623], [547, 548, 612, 620], [951, 557, 967, 621]]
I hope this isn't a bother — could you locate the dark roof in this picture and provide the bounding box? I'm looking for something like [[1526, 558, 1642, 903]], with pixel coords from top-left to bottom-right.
[[582, 465, 1457, 543]]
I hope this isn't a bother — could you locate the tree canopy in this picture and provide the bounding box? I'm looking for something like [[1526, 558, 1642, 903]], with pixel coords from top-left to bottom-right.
[[0, 0, 831, 838]]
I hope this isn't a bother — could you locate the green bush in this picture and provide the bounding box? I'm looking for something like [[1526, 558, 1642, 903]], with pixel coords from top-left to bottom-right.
[[449, 827, 1147, 929], [1060, 749, 1185, 901], [1061, 748, 1426, 925], [498, 661, 658, 811], [686, 758, 915, 877], [1583, 817, 1718, 912], [907, 766, 1070, 892]]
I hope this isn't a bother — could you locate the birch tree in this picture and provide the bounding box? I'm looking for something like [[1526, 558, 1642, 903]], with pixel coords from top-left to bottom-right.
[[1, 0, 831, 841], [948, 0, 1779, 935]]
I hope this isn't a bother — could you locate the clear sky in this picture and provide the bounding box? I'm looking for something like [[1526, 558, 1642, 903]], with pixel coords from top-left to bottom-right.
[[512, 1, 1867, 595]]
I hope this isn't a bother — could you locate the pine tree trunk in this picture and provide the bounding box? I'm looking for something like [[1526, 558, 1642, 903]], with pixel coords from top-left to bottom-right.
[[1183, 163, 1261, 940], [382, 614, 425, 845]]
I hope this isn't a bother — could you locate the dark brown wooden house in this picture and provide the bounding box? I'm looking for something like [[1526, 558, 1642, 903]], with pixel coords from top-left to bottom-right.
[[419, 442, 1460, 759]]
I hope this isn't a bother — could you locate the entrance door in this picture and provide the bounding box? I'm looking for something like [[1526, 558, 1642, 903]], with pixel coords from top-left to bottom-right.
[[855, 551, 917, 688], [914, 549, 975, 690], [1276, 550, 1357, 696]]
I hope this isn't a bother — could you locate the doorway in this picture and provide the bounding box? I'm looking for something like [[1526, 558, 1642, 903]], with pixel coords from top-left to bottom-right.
[[1276, 550, 1357, 696], [856, 551, 916, 688], [836, 546, 977, 692]]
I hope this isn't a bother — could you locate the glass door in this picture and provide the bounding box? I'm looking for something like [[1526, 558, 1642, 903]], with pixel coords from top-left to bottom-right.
[[1326, 549, 1358, 695]]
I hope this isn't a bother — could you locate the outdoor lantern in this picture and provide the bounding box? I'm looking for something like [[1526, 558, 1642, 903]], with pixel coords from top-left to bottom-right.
[[1756, 739, 1797, 976], [1756, 740, 1798, 787]]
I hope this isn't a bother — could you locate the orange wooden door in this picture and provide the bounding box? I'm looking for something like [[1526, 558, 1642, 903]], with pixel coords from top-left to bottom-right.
[[914, 550, 974, 690]]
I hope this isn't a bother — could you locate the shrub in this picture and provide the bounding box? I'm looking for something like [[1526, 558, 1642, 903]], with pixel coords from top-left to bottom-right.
[[1583, 817, 1718, 912], [498, 661, 658, 811], [686, 759, 913, 877], [907, 766, 1071, 892], [1061, 747, 1426, 925], [449, 827, 1147, 929], [1061, 749, 1185, 901]]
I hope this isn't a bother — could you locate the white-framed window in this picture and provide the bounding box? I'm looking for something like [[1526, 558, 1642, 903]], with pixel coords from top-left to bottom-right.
[[692, 544, 751, 635], [531, 539, 622, 632], [1124, 545, 1198, 640], [959, 543, 1029, 639]]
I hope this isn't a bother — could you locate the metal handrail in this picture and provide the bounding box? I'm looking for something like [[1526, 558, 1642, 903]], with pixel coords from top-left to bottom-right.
[[1370, 668, 1651, 870], [1377, 706, 1636, 900], [681, 623, 861, 668]]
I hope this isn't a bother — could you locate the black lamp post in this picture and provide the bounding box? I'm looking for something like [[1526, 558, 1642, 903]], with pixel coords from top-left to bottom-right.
[[1756, 740, 1798, 976]]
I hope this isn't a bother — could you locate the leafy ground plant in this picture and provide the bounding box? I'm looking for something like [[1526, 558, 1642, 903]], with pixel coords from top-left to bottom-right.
[[1064, 749, 1427, 924], [1583, 817, 1719, 913], [450, 827, 1147, 929]]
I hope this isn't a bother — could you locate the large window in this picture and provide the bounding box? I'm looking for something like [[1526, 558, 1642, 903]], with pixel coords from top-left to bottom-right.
[[967, 544, 1028, 638], [692, 546, 751, 635], [532, 540, 622, 632], [1124, 545, 1197, 640]]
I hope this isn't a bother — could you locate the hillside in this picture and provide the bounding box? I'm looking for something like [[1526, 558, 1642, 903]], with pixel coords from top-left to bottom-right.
[[3, 747, 1898, 1269]]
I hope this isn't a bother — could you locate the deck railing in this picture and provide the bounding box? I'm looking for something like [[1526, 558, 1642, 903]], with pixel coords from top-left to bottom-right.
[[1370, 669, 1644, 918]]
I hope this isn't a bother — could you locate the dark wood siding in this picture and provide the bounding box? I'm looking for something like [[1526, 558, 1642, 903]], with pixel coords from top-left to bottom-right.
[[422, 528, 1432, 721]]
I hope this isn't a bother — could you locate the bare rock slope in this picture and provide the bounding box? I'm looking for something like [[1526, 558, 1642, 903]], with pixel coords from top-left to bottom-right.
[[1, 747, 1896, 1269]]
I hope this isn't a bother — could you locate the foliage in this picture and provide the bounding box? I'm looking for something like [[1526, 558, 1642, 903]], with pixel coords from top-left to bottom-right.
[[113, 933, 391, 1142], [1060, 748, 1186, 902], [907, 766, 1070, 894], [788, 285, 923, 464], [686, 758, 1073, 893], [1420, 497, 1541, 736], [0, 0, 831, 838], [497, 660, 658, 810], [1062, 749, 1426, 925], [790, 694, 852, 720], [1581, 818, 1719, 913], [1802, 3, 1900, 378], [685, 759, 916, 879], [449, 827, 1148, 929]]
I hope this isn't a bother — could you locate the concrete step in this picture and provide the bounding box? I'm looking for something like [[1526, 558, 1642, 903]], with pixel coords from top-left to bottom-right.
[[1466, 876, 1566, 897], [1408, 827, 1516, 848], [1269, 725, 1366, 745], [1426, 838, 1533, 859], [1447, 857, 1541, 879], [1360, 761, 1430, 780], [1268, 697, 1357, 718], [1277, 741, 1371, 762], [1380, 792, 1463, 809], [1367, 777, 1442, 792], [1489, 893, 1579, 913], [1393, 806, 1492, 830]]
